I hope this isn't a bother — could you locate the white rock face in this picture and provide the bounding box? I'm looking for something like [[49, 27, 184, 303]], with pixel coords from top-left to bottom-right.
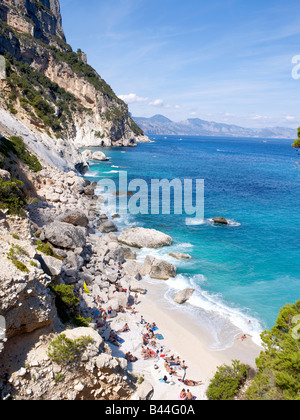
[[118, 228, 172, 249]]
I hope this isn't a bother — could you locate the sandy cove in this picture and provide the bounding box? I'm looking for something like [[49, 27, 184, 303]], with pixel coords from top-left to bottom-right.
[[107, 276, 262, 401]]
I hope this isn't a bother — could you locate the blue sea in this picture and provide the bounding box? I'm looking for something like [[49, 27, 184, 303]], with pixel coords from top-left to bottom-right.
[[84, 135, 300, 349]]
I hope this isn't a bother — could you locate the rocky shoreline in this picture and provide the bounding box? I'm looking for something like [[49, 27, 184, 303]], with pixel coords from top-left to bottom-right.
[[0, 158, 180, 400]]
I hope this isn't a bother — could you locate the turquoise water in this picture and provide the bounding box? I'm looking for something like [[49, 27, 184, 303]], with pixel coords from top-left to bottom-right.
[[84, 135, 300, 349]]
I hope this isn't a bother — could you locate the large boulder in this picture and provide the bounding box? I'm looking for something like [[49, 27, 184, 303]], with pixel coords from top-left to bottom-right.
[[213, 217, 228, 225], [144, 255, 176, 280], [57, 209, 89, 227], [40, 221, 86, 250], [129, 279, 147, 294], [99, 221, 117, 233], [62, 327, 103, 355], [39, 255, 63, 277], [122, 260, 143, 280], [118, 228, 172, 249], [92, 151, 109, 161], [173, 288, 195, 304], [135, 381, 154, 400]]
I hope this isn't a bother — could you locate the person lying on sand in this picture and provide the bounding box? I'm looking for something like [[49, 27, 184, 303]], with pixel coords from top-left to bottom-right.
[[126, 304, 138, 314], [178, 379, 203, 387], [125, 352, 137, 362], [143, 347, 157, 360], [108, 331, 121, 347], [164, 355, 175, 362], [164, 361, 180, 377], [117, 323, 130, 333]]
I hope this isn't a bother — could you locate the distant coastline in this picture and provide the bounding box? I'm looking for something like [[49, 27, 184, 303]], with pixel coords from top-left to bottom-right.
[[133, 114, 296, 139]]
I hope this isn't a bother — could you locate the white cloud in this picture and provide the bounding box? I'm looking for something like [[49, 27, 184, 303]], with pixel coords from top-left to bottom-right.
[[149, 98, 165, 107], [149, 98, 180, 109], [118, 93, 148, 104]]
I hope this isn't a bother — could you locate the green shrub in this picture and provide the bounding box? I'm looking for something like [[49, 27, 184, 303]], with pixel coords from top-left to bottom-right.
[[206, 360, 249, 400], [0, 177, 25, 214], [0, 136, 42, 172], [7, 244, 30, 273], [73, 315, 92, 328], [246, 300, 300, 400], [11, 260, 29, 273], [49, 284, 80, 324], [292, 127, 300, 148], [50, 284, 80, 308], [36, 240, 63, 260], [47, 334, 93, 364]]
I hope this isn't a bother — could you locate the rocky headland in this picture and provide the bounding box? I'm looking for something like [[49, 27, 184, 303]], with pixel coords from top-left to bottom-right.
[[0, 144, 181, 400]]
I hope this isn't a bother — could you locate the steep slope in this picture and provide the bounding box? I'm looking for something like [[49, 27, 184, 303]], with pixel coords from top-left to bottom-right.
[[0, 0, 147, 171]]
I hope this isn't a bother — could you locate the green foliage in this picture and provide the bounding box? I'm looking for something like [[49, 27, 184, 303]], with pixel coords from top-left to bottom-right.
[[0, 136, 42, 172], [130, 117, 144, 136], [10, 136, 42, 172], [50, 284, 79, 308], [47, 334, 93, 365], [4, 53, 85, 136], [0, 177, 25, 214], [49, 47, 121, 102], [246, 300, 300, 400], [49, 284, 80, 325], [73, 315, 92, 328], [206, 360, 249, 400], [292, 127, 300, 148], [36, 240, 63, 260], [10, 259, 29, 273], [7, 244, 29, 273]]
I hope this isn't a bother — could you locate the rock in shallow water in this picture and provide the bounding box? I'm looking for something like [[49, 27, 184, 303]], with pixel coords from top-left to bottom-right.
[[118, 227, 172, 249]]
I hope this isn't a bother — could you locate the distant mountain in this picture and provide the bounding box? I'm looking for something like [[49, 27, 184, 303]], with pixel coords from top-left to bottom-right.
[[133, 115, 296, 139]]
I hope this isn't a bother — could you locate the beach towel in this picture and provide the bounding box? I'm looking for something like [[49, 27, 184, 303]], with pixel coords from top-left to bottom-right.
[[155, 334, 164, 340]]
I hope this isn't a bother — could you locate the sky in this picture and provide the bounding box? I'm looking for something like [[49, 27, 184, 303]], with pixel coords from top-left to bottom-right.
[[59, 0, 300, 128]]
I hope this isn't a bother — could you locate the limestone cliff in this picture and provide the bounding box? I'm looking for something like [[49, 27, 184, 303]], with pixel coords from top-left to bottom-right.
[[0, 0, 148, 171]]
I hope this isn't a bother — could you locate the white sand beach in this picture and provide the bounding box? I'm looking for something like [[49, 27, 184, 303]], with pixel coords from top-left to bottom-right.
[[107, 277, 263, 401]]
